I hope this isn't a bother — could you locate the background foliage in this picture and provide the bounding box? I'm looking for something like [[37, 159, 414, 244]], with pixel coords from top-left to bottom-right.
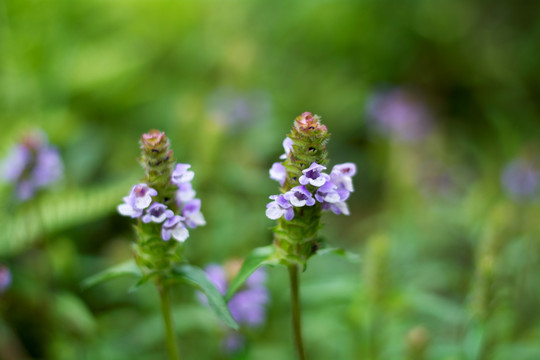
[[1, 0, 539, 359]]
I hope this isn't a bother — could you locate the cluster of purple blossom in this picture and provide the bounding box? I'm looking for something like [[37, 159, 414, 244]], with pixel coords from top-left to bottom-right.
[[267, 138, 356, 220], [117, 164, 205, 242], [200, 263, 269, 352], [1, 130, 63, 200], [501, 157, 539, 200]]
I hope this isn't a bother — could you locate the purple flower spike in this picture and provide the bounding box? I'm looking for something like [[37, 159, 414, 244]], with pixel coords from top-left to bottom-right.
[[0, 266, 11, 294], [142, 202, 174, 223], [280, 137, 294, 160], [176, 182, 196, 204], [161, 215, 189, 242], [269, 162, 286, 186], [171, 163, 195, 185], [299, 162, 330, 187], [285, 185, 316, 207], [182, 198, 206, 228], [266, 194, 294, 220], [322, 201, 350, 215]]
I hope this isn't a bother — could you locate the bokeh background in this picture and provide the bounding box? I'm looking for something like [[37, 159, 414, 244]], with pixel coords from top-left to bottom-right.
[[1, 0, 540, 359]]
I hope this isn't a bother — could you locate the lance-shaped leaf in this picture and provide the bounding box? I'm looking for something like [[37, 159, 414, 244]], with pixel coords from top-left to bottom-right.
[[81, 260, 142, 290], [171, 264, 238, 330], [226, 245, 278, 301]]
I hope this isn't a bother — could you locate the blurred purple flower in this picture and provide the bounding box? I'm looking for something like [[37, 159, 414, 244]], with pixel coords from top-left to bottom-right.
[[501, 158, 539, 200], [207, 88, 271, 131], [366, 88, 433, 142], [1, 130, 63, 200], [0, 266, 11, 294], [199, 263, 269, 352]]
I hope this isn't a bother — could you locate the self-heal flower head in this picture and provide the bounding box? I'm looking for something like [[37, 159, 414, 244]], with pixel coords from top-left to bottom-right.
[[285, 185, 316, 207], [142, 202, 174, 223], [0, 266, 11, 294], [182, 198, 206, 228], [266, 194, 294, 221], [171, 163, 195, 185], [299, 162, 330, 187], [269, 162, 286, 186], [161, 215, 189, 242]]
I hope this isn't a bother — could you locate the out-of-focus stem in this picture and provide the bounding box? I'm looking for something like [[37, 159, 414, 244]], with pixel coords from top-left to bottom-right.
[[288, 265, 306, 360], [158, 284, 180, 360]]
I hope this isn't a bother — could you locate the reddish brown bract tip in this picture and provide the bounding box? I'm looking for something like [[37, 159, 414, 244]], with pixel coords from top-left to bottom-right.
[[294, 112, 328, 133], [141, 129, 167, 149]]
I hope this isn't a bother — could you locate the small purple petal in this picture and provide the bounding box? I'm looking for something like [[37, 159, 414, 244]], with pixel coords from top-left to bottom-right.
[[299, 162, 330, 187], [171, 163, 195, 185], [269, 162, 286, 186], [0, 266, 11, 294]]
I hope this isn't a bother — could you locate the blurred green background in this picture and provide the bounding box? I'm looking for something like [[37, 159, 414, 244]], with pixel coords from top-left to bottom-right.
[[1, 0, 540, 359]]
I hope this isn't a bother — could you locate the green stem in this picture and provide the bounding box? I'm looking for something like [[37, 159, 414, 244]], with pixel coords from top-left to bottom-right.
[[288, 265, 306, 360], [158, 284, 181, 360]]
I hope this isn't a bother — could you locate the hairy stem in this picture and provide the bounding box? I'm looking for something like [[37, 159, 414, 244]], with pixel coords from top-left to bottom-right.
[[158, 284, 180, 360], [288, 265, 306, 360]]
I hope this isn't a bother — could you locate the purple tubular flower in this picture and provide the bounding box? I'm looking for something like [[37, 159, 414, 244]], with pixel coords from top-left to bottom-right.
[[315, 181, 348, 204], [118, 183, 157, 218], [280, 137, 294, 160], [501, 158, 539, 200], [0, 266, 11, 294], [161, 215, 189, 242], [171, 163, 195, 185], [299, 162, 330, 187], [266, 194, 294, 221], [176, 182, 196, 204], [142, 202, 174, 223], [269, 162, 286, 186], [366, 88, 433, 142], [182, 198, 206, 228], [285, 185, 316, 207], [331, 163, 356, 192]]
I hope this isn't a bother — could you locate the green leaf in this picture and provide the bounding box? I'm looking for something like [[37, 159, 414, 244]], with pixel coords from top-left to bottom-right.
[[81, 260, 142, 290], [316, 247, 360, 263], [172, 264, 239, 330], [226, 245, 278, 301]]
